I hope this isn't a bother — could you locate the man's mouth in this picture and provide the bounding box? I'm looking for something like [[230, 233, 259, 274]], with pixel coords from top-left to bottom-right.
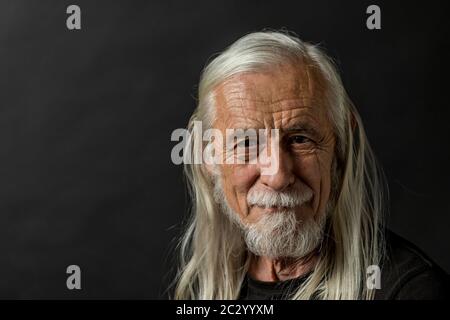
[[253, 205, 294, 212]]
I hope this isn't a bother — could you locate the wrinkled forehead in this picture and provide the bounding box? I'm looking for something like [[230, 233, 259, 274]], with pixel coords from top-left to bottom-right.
[[212, 63, 330, 130]]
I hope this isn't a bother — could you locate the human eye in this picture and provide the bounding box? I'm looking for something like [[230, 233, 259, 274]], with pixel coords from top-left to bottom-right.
[[288, 134, 313, 145], [236, 137, 258, 149]]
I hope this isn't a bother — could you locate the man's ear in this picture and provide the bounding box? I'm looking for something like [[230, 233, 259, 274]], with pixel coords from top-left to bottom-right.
[[202, 137, 222, 178], [203, 161, 221, 179], [204, 162, 215, 176]]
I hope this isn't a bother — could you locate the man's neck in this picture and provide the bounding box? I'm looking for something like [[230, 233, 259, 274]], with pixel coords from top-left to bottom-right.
[[248, 251, 318, 282]]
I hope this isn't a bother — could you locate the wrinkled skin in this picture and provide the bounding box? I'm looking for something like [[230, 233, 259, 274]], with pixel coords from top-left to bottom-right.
[[212, 63, 336, 281]]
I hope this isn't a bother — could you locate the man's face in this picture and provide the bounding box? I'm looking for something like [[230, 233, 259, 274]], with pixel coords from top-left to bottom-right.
[[212, 63, 335, 242]]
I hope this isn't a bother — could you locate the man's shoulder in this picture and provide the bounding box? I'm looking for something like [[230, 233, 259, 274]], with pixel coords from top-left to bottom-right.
[[375, 230, 448, 300]]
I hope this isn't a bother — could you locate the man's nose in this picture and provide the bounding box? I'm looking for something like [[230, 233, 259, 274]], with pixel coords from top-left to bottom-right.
[[259, 146, 295, 191]]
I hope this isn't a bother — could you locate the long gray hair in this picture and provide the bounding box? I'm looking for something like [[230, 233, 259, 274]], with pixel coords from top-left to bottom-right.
[[174, 31, 386, 300]]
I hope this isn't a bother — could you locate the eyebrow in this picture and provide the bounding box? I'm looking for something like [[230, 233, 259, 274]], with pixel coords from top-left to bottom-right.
[[282, 123, 321, 138], [224, 123, 322, 141]]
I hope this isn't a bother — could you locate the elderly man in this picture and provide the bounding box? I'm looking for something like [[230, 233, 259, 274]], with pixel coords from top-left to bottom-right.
[[173, 31, 447, 299]]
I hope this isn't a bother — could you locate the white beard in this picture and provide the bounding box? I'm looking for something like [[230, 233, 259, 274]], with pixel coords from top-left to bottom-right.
[[213, 178, 327, 259]]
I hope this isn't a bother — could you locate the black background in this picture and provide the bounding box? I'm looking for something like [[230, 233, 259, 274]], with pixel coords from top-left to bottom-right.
[[0, 0, 448, 299]]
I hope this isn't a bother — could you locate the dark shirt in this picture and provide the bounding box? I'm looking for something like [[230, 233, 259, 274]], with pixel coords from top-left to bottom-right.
[[239, 231, 449, 300]]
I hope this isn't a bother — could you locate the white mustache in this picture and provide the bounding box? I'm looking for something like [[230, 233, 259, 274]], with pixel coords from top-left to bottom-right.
[[247, 187, 313, 208]]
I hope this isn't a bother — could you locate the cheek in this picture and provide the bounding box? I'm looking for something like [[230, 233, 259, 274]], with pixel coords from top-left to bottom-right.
[[221, 164, 259, 217], [294, 154, 332, 215]]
